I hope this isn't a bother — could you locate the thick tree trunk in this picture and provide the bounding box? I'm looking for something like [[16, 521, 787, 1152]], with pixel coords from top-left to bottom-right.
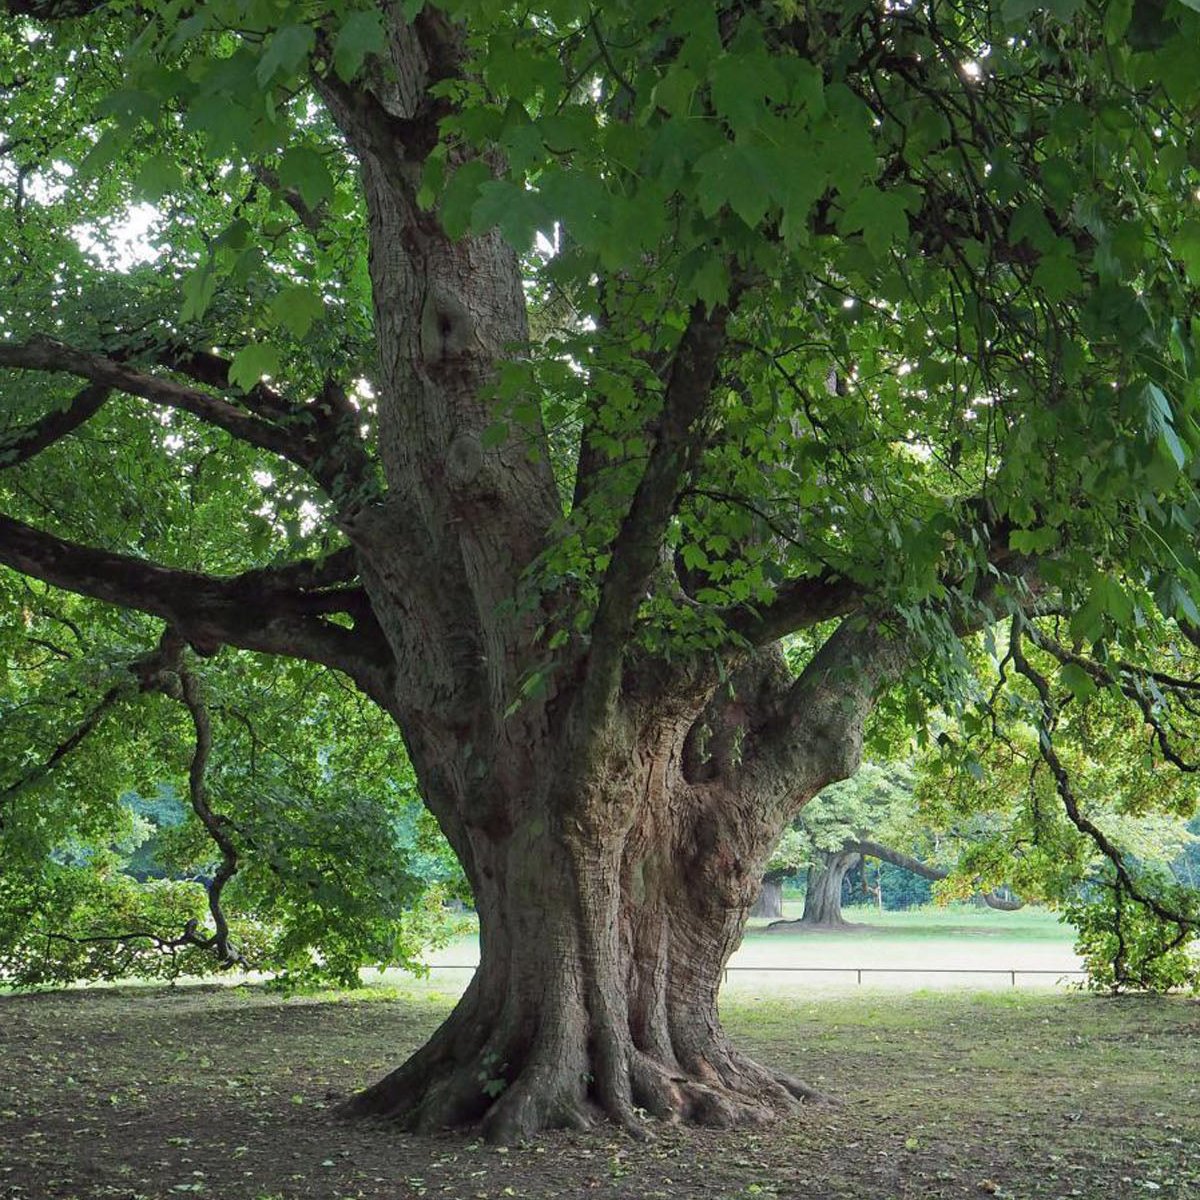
[[342, 760, 825, 1141], [799, 851, 861, 927], [766, 851, 860, 931], [315, 29, 904, 1141], [750, 877, 784, 919]]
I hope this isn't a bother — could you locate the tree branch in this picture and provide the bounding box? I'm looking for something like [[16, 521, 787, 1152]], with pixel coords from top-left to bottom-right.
[[0, 683, 124, 822], [0, 512, 395, 702], [0, 383, 110, 468], [851, 839, 1023, 910], [0, 336, 307, 464], [152, 343, 377, 502], [576, 302, 732, 730], [1008, 617, 1199, 934], [138, 634, 242, 967], [720, 569, 862, 644]]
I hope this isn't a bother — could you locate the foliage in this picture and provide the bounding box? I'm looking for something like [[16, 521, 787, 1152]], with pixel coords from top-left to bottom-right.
[[0, 595, 466, 986], [0, 856, 217, 986], [3, 0, 1200, 1014], [767, 761, 916, 877], [1064, 868, 1200, 995]]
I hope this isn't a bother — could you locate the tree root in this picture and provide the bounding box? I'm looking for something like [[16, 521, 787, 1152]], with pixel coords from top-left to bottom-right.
[[340, 990, 828, 1140]]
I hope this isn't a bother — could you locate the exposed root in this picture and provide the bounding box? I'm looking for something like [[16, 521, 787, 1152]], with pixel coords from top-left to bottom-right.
[[628, 1048, 818, 1130], [767, 1066, 835, 1106], [340, 974, 829, 1139]]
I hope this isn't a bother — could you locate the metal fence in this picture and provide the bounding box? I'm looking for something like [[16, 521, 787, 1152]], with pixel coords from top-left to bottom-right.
[[415, 964, 1088, 987]]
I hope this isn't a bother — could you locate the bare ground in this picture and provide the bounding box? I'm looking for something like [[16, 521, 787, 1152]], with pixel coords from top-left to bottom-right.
[[0, 983, 1196, 1200]]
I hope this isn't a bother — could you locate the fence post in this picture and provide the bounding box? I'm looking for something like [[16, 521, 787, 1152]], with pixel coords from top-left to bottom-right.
[[857, 968, 862, 985]]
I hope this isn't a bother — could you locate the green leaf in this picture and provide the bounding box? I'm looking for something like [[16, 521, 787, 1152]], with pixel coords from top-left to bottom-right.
[[1009, 527, 1060, 555], [256, 24, 314, 87], [1032, 247, 1083, 302], [267, 285, 325, 339], [180, 267, 216, 322], [480, 422, 509, 449], [1060, 662, 1097, 701], [838, 188, 911, 258], [333, 11, 388, 83], [439, 160, 492, 240], [229, 343, 282, 391], [1172, 221, 1200, 285], [133, 154, 183, 201], [708, 52, 782, 133], [471, 180, 545, 249], [278, 146, 334, 211], [695, 143, 775, 228]]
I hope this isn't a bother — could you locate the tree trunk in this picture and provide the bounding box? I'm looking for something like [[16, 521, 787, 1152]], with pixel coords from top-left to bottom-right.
[[341, 745, 826, 1142], [315, 33, 904, 1141], [750, 877, 784, 920], [766, 850, 861, 931], [800, 851, 861, 927]]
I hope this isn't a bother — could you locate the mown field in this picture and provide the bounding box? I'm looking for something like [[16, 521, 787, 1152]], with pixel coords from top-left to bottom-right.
[[1, 973, 1195, 1199]]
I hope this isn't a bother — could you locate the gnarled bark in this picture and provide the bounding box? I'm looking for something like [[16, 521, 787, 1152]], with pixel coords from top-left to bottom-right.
[[342, 705, 835, 1141]]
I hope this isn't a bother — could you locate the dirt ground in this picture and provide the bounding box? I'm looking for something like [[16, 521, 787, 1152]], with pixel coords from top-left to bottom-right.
[[0, 983, 1196, 1200]]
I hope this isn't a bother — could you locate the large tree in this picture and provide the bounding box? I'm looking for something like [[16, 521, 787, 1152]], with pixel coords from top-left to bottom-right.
[[3, 0, 1200, 1141]]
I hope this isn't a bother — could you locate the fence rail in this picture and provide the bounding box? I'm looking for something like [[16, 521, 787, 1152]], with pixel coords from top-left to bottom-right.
[[416, 964, 1088, 987]]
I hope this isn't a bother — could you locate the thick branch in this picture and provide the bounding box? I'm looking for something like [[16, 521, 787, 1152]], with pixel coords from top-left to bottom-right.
[[0, 383, 109, 468], [851, 839, 1023, 910], [721, 569, 862, 644], [0, 337, 308, 463], [0, 513, 394, 700], [153, 344, 377, 502], [577, 303, 731, 729]]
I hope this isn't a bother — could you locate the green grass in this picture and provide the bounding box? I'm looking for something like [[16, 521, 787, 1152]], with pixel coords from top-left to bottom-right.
[[749, 900, 1072, 938]]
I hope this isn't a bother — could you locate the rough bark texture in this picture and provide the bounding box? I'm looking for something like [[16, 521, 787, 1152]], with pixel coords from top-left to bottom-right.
[[310, 26, 902, 1140]]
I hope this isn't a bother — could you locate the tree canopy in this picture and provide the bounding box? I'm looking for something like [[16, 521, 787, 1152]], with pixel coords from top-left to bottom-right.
[[3, 0, 1200, 1139]]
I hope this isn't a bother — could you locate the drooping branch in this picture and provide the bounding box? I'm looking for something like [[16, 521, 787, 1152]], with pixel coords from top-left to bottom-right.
[[1008, 617, 1199, 937], [1023, 625, 1200, 775], [139, 634, 241, 967], [0, 382, 109, 468], [851, 840, 1023, 911], [0, 512, 395, 701], [0, 682, 125, 824]]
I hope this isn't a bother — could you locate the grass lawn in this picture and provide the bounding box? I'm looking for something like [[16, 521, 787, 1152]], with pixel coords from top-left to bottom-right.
[[0, 982, 1195, 1200]]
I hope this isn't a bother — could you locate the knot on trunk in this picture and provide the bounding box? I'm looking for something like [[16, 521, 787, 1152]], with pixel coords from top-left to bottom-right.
[[420, 288, 477, 364]]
